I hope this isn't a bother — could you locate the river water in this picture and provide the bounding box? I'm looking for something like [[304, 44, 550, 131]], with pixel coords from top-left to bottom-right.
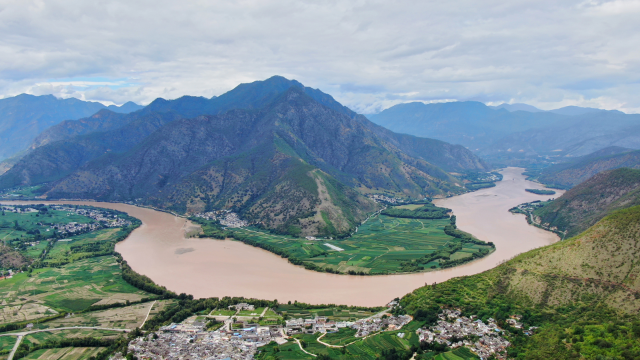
[[1, 167, 562, 306]]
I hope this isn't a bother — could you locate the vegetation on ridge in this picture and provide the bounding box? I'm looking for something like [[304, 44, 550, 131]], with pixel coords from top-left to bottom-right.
[[533, 167, 640, 237]]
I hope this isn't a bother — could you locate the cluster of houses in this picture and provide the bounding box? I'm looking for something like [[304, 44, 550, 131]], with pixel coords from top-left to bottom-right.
[[124, 303, 414, 359], [284, 317, 354, 335], [128, 313, 287, 360], [416, 309, 512, 360], [43, 206, 132, 235], [352, 315, 412, 337], [367, 194, 402, 204], [194, 210, 248, 228], [123, 331, 262, 360], [509, 201, 566, 237], [283, 314, 411, 337], [52, 206, 132, 228]]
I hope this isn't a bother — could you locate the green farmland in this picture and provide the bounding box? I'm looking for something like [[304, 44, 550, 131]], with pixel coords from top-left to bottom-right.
[[0, 256, 149, 322], [276, 304, 378, 321], [230, 210, 493, 274]]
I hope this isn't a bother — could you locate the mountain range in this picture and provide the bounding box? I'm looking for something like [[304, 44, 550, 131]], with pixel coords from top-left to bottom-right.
[[0, 94, 142, 161], [531, 146, 640, 189], [0, 77, 487, 236], [533, 167, 640, 237], [367, 101, 640, 166]]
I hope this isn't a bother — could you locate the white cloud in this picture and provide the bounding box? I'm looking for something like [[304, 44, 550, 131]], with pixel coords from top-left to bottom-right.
[[0, 0, 639, 112]]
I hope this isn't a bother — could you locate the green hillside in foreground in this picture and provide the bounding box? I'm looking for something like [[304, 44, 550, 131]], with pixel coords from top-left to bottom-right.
[[401, 205, 640, 359], [533, 167, 640, 237]]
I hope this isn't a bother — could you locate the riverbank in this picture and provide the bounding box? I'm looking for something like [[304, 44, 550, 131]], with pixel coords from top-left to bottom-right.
[[1, 167, 563, 306]]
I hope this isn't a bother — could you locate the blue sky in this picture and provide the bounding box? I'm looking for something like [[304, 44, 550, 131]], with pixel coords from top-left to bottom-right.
[[1, 0, 640, 113]]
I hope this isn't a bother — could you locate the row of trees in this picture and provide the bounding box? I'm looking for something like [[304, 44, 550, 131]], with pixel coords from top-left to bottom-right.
[[381, 203, 451, 220], [444, 216, 495, 247]]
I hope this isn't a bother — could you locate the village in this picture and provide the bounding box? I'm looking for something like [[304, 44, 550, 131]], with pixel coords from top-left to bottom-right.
[[367, 194, 403, 204], [124, 303, 413, 359], [194, 210, 249, 228], [1, 205, 132, 235], [415, 309, 524, 360]]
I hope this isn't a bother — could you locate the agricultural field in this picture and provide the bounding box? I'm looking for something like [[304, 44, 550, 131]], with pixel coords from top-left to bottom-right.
[[21, 347, 105, 360], [22, 329, 123, 347], [259, 309, 282, 324], [41, 300, 169, 330], [432, 347, 479, 360], [210, 308, 236, 317], [44, 229, 121, 264], [0, 256, 150, 323], [321, 327, 357, 346], [256, 340, 313, 360], [276, 305, 378, 321], [233, 210, 492, 274], [0, 186, 43, 200], [237, 307, 265, 316], [0, 336, 16, 352]]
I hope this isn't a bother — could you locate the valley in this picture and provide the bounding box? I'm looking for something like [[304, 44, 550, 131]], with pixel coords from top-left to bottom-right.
[[1, 167, 562, 307]]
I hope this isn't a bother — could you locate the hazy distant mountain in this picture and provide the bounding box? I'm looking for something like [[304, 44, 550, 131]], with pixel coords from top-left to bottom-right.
[[107, 101, 143, 113], [489, 103, 542, 112], [0, 94, 142, 161], [547, 105, 619, 116], [366, 101, 569, 150], [532, 147, 640, 189], [0, 78, 488, 236], [482, 111, 640, 159], [367, 101, 640, 165]]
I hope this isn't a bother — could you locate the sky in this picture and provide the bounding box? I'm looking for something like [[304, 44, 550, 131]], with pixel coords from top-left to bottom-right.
[[1, 0, 640, 113]]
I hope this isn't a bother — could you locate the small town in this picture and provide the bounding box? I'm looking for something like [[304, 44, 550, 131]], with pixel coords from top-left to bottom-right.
[[416, 309, 512, 360], [122, 303, 414, 359], [194, 210, 249, 228], [1, 205, 131, 234]]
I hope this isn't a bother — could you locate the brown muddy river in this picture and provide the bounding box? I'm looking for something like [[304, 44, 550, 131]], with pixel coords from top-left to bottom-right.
[[2, 167, 563, 306]]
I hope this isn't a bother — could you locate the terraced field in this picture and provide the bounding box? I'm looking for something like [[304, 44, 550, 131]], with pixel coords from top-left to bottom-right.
[[233, 211, 492, 274]]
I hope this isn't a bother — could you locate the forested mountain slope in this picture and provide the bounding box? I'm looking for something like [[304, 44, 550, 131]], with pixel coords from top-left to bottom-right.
[[533, 168, 640, 237], [535, 147, 640, 189], [19, 88, 477, 236]]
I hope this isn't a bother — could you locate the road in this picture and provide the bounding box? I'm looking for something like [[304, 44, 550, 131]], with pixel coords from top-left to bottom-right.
[[293, 337, 317, 357], [3, 327, 131, 360], [140, 300, 157, 328]]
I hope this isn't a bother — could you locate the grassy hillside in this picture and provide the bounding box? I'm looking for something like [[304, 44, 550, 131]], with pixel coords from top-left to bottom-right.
[[533, 167, 640, 237], [401, 205, 640, 359]]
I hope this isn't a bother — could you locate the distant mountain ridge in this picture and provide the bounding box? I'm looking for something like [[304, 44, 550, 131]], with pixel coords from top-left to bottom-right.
[[367, 101, 640, 165], [0, 77, 488, 236], [533, 168, 640, 237], [0, 94, 142, 160], [31, 76, 356, 150], [533, 147, 640, 189]]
